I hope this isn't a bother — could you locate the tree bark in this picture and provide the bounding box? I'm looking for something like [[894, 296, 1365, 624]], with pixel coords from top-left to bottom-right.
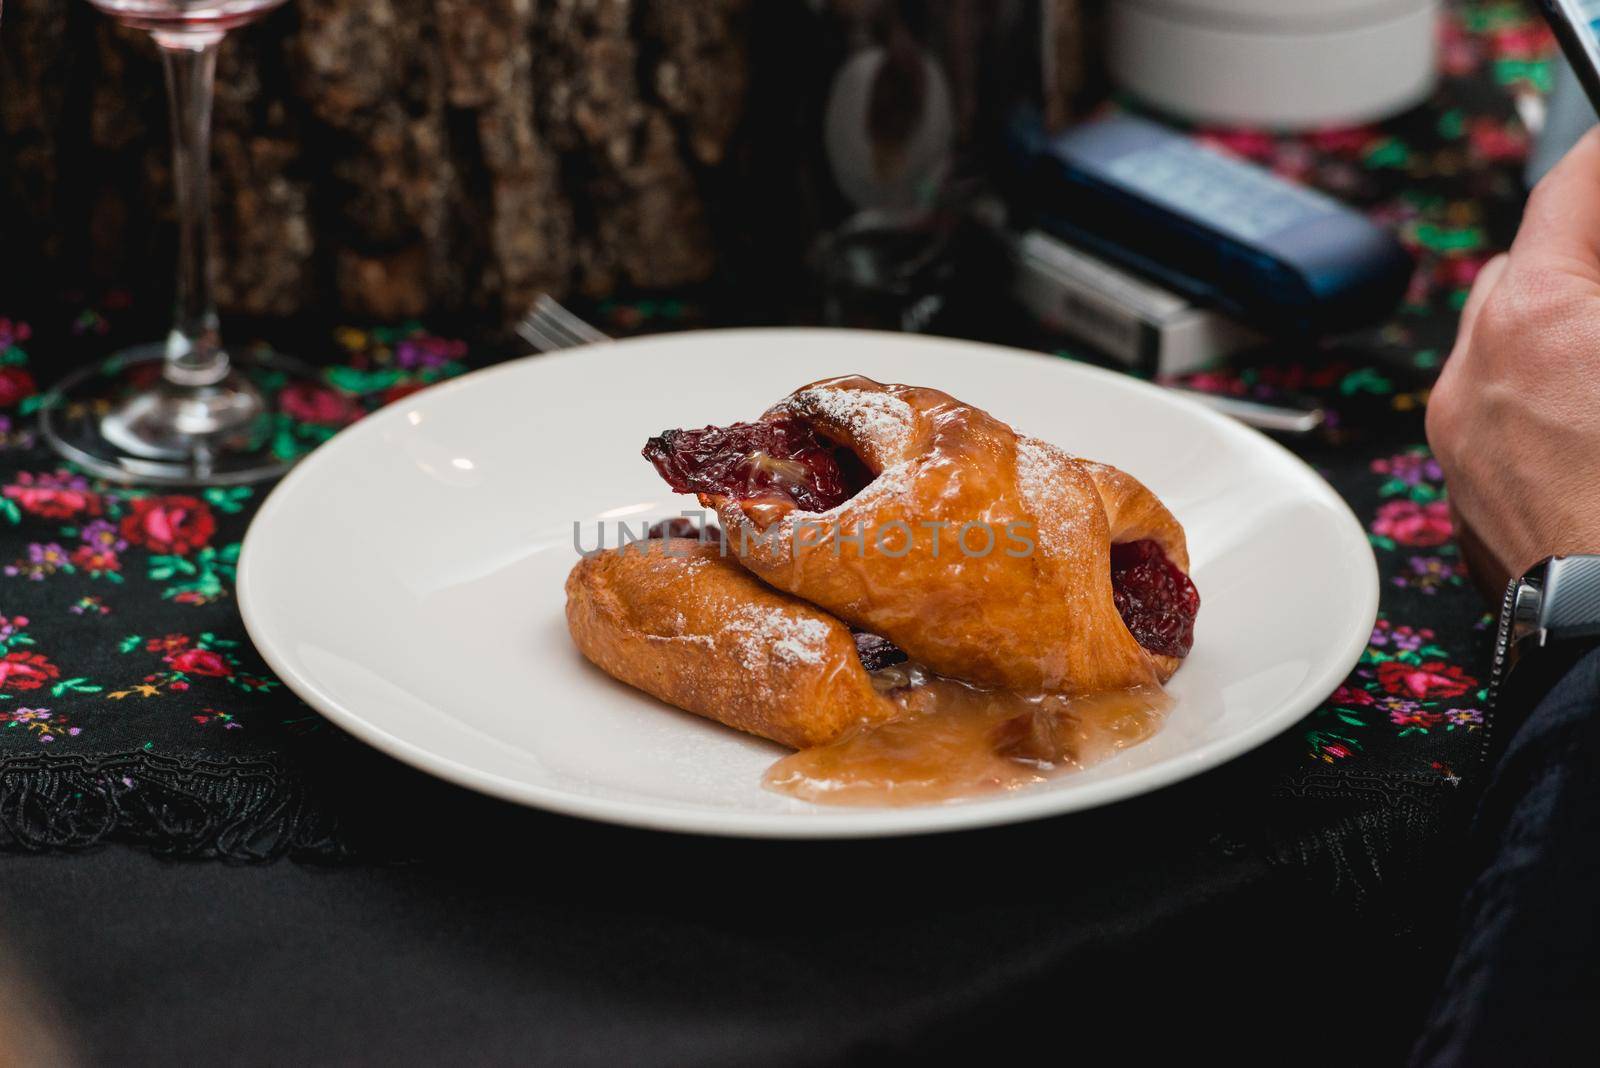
[[0, 0, 749, 326]]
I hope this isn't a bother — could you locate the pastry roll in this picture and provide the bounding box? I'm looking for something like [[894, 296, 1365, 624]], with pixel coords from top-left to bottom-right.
[[643, 376, 1198, 694], [565, 539, 898, 749]]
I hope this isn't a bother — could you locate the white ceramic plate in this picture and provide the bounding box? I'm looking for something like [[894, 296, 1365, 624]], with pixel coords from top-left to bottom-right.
[[238, 329, 1376, 838]]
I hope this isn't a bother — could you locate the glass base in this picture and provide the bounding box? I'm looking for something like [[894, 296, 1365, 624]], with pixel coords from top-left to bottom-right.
[[38, 343, 321, 486]]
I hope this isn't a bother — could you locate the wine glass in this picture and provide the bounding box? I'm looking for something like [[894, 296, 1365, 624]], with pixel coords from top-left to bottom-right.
[[39, 0, 320, 485]]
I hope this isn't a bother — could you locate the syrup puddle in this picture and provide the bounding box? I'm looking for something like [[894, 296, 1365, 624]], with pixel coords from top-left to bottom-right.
[[765, 664, 1172, 806]]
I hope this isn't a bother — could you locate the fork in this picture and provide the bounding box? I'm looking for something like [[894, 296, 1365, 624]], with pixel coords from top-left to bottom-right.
[[516, 294, 612, 352], [516, 295, 1325, 435]]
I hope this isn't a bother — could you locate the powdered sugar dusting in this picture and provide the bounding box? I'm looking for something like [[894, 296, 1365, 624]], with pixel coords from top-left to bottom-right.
[[723, 602, 832, 669], [1016, 437, 1088, 558], [785, 387, 913, 454]]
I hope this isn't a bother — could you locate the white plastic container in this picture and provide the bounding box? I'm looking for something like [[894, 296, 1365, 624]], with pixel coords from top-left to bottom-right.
[[1108, 0, 1439, 128]]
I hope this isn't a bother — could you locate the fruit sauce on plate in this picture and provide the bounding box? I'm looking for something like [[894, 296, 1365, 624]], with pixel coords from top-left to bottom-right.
[[644, 520, 1175, 806], [765, 664, 1172, 806]]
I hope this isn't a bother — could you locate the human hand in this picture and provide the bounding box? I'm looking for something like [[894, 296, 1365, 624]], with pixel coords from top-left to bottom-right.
[[1426, 128, 1600, 595]]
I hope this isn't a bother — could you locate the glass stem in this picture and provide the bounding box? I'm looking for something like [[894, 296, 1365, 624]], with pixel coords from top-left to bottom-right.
[[158, 38, 227, 389]]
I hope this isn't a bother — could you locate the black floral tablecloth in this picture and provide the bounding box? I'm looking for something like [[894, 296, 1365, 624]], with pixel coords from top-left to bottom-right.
[[0, 2, 1553, 880]]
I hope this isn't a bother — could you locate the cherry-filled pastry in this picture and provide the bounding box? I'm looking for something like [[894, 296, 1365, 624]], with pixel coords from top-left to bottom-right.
[[564, 376, 1200, 804]]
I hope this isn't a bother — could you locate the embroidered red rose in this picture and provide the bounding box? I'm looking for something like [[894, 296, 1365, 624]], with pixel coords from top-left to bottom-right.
[[0, 367, 37, 408], [1377, 660, 1476, 700], [281, 383, 361, 427], [70, 545, 120, 572], [1306, 126, 1377, 156], [1372, 500, 1453, 547], [166, 647, 232, 677], [120, 496, 216, 555], [1390, 707, 1445, 728], [3, 472, 102, 520], [1330, 684, 1375, 707], [1467, 117, 1529, 163], [0, 651, 61, 691], [145, 634, 191, 654]]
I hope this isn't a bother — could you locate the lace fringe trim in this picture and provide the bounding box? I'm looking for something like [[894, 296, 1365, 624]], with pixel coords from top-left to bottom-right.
[[0, 750, 347, 860]]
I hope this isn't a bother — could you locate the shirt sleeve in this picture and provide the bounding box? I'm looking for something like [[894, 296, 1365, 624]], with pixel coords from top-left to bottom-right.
[[1411, 645, 1600, 1065]]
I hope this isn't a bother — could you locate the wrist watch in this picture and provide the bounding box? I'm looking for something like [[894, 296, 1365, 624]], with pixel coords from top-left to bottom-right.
[[1490, 554, 1600, 713]]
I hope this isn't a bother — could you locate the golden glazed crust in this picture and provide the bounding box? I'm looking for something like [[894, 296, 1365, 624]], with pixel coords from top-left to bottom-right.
[[701, 376, 1191, 692], [564, 539, 898, 749]]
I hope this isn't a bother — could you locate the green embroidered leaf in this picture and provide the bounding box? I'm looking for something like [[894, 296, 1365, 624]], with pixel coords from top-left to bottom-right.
[[1411, 222, 1485, 254], [51, 677, 103, 697], [1377, 477, 1409, 498], [1409, 483, 1443, 503], [202, 486, 253, 514], [255, 367, 288, 394], [118, 635, 142, 654], [1494, 57, 1551, 93], [1363, 138, 1408, 169], [1339, 367, 1393, 396], [370, 320, 424, 345], [146, 554, 197, 579], [324, 365, 402, 394]]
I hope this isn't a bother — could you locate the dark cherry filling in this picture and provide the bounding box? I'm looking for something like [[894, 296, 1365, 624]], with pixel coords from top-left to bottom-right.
[[643, 417, 871, 513], [1109, 539, 1200, 658], [853, 631, 908, 672]]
